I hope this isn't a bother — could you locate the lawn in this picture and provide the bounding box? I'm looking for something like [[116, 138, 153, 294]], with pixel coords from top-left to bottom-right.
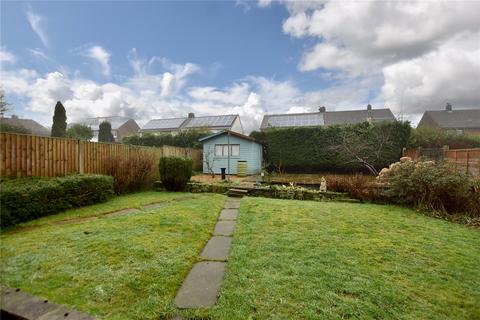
[[1, 192, 226, 320], [2, 194, 479, 320], [206, 197, 480, 320]]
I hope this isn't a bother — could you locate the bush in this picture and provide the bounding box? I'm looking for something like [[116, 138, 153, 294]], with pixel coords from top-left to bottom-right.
[[323, 173, 380, 201], [408, 127, 480, 149], [257, 121, 411, 173], [0, 123, 31, 134], [378, 159, 480, 217], [104, 151, 156, 194], [0, 174, 114, 228], [159, 156, 193, 191]]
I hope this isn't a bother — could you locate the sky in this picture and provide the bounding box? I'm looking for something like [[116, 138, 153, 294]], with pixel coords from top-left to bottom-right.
[[1, 0, 479, 133]]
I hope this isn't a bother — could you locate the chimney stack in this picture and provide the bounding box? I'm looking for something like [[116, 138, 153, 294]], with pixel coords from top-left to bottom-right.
[[188, 112, 195, 118], [445, 103, 452, 112], [319, 106, 326, 113], [367, 104, 372, 111]]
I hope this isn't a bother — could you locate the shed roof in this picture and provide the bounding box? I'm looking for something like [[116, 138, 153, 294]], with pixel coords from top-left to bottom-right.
[[199, 130, 260, 143], [421, 109, 480, 129]]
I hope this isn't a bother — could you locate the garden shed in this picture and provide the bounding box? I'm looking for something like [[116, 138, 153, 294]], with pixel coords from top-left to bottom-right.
[[199, 130, 263, 176]]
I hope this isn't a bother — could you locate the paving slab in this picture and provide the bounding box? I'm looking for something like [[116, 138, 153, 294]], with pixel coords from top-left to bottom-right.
[[142, 202, 166, 210], [104, 208, 140, 217], [224, 201, 240, 209], [219, 209, 238, 220], [174, 262, 226, 308], [213, 220, 236, 236], [1, 287, 95, 320], [200, 236, 232, 261]]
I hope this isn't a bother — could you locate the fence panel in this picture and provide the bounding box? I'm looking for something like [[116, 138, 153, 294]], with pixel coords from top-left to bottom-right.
[[444, 148, 480, 177], [0, 132, 202, 178]]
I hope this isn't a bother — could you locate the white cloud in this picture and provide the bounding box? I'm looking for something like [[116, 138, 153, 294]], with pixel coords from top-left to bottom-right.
[[26, 7, 49, 48], [382, 32, 480, 115], [27, 48, 49, 60], [276, 0, 480, 117], [86, 46, 111, 77], [0, 48, 16, 64]]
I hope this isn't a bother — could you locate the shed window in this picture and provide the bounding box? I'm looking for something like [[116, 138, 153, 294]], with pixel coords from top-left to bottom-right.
[[215, 144, 240, 156]]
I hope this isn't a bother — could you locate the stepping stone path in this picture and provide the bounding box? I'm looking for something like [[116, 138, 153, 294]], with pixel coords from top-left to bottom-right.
[[1, 287, 95, 320], [174, 197, 241, 309]]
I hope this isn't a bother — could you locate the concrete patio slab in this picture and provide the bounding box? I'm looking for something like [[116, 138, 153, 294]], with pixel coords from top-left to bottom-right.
[[174, 262, 226, 308], [200, 236, 232, 261], [219, 209, 238, 220], [1, 287, 95, 320], [224, 201, 240, 209], [213, 220, 236, 236]]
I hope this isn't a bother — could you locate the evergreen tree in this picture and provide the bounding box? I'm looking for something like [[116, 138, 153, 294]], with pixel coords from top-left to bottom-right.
[[98, 121, 115, 142], [51, 101, 67, 137]]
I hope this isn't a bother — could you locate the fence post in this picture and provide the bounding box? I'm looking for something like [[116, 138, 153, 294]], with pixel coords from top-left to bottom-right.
[[466, 150, 470, 174], [77, 140, 84, 174]]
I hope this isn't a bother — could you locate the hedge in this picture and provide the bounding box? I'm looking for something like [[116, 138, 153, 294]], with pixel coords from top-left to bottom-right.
[[0, 174, 114, 228], [255, 121, 411, 173], [159, 156, 193, 191]]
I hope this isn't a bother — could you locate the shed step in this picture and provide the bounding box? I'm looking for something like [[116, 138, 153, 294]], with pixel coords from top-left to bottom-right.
[[227, 188, 249, 197]]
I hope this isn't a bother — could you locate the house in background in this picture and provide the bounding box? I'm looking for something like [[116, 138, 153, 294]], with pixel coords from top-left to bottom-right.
[[199, 130, 262, 176], [260, 105, 396, 130], [72, 116, 140, 142], [0, 115, 50, 136], [417, 104, 480, 136], [140, 113, 243, 135]]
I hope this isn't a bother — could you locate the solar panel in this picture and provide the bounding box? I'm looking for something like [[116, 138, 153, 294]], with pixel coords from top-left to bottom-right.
[[267, 114, 324, 127], [185, 115, 236, 128], [142, 118, 186, 130]]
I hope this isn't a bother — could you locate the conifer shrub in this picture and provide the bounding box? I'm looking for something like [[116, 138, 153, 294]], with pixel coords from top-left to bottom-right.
[[159, 156, 193, 191]]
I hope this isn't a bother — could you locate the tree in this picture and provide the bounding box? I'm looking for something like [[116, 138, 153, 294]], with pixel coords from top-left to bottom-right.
[[329, 121, 411, 176], [0, 88, 10, 117], [51, 101, 67, 137], [98, 121, 115, 142], [66, 124, 94, 140], [0, 123, 31, 134]]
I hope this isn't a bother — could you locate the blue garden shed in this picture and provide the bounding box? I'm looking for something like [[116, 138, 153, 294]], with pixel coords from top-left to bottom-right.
[[199, 130, 263, 175]]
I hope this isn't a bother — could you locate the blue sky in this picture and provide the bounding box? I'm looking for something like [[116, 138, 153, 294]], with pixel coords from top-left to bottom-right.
[[1, 1, 479, 132]]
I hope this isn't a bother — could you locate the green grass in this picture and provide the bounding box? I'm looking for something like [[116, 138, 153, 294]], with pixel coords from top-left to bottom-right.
[[207, 198, 480, 320], [2, 194, 479, 319], [1, 192, 226, 320]]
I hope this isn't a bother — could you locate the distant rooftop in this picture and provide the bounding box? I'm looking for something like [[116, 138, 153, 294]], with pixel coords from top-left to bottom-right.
[[420, 104, 480, 129], [1, 116, 50, 136], [260, 105, 395, 130], [141, 113, 239, 132], [73, 116, 132, 130]]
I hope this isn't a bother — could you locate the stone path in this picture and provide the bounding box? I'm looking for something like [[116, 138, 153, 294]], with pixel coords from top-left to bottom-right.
[[1, 287, 95, 320], [174, 197, 241, 309]]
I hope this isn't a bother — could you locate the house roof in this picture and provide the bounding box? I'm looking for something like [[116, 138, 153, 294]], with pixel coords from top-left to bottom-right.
[[73, 116, 132, 130], [260, 108, 395, 129], [199, 130, 260, 143], [421, 109, 480, 129], [141, 118, 188, 131], [141, 114, 239, 131], [0, 117, 50, 136]]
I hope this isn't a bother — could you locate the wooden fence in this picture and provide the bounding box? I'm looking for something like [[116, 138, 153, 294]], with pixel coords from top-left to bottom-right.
[[444, 148, 480, 177], [0, 132, 202, 178], [403, 147, 480, 177]]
